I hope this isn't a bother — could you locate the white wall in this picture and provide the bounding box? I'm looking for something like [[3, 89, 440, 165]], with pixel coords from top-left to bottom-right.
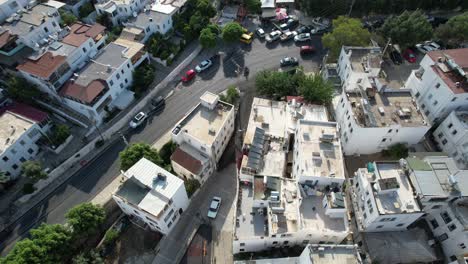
[[95, 0, 149, 26], [433, 111, 468, 168], [20, 16, 61, 49], [137, 12, 173, 43], [0, 0, 28, 22]]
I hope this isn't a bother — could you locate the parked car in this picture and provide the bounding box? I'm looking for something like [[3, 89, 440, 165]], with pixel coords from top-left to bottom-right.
[[195, 60, 213, 73], [310, 26, 330, 35], [129, 112, 147, 128], [415, 43, 433, 54], [279, 23, 289, 31], [300, 45, 316, 55], [296, 25, 311, 34], [181, 69, 196, 82], [266, 30, 282, 43], [256, 28, 265, 38], [207, 196, 222, 219], [280, 57, 299, 67], [286, 18, 298, 29], [294, 33, 310, 42], [280, 31, 297, 41], [403, 49, 417, 63], [390, 50, 403, 65], [424, 41, 441, 50], [151, 96, 165, 113]]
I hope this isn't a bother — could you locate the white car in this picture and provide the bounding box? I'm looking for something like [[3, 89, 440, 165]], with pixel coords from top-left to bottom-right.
[[415, 43, 433, 54], [424, 41, 440, 50], [129, 112, 147, 128], [294, 33, 311, 42], [256, 28, 265, 38], [266, 30, 282, 43], [207, 196, 222, 219], [195, 59, 213, 73]]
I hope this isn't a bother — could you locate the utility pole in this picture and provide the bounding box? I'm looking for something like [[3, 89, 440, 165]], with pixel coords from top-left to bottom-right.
[[382, 38, 392, 56], [347, 0, 356, 16], [119, 131, 129, 146]]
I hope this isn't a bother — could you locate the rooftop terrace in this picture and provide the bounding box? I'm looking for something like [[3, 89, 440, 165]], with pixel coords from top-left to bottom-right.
[[299, 192, 347, 232], [343, 46, 382, 73], [348, 89, 427, 128], [0, 111, 34, 155], [236, 185, 268, 239], [295, 120, 344, 180]]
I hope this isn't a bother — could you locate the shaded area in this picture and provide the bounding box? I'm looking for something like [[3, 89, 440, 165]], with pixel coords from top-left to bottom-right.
[[179, 224, 212, 264]]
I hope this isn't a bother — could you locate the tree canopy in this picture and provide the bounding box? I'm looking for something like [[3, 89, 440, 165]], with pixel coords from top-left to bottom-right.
[[65, 203, 105, 236], [6, 76, 41, 104], [220, 85, 240, 104], [435, 12, 468, 47], [245, 0, 261, 14], [255, 70, 301, 98], [50, 124, 70, 146], [380, 10, 433, 48], [159, 141, 178, 165], [298, 74, 334, 104], [199, 27, 217, 48], [119, 143, 163, 170], [21, 161, 47, 183], [322, 16, 371, 61], [131, 63, 155, 96], [222, 22, 244, 42], [59, 10, 77, 26]]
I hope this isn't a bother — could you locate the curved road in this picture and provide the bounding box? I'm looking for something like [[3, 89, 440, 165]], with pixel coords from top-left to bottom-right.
[[0, 33, 324, 255]]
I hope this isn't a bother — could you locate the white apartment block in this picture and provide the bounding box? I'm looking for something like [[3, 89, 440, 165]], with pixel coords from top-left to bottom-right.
[[0, 0, 28, 23], [59, 38, 148, 125], [0, 102, 51, 181], [351, 161, 424, 232], [95, 0, 149, 26], [234, 244, 363, 264], [2, 4, 61, 50], [403, 154, 468, 263], [16, 22, 107, 96], [113, 157, 189, 235], [434, 111, 468, 169], [171, 92, 235, 183], [334, 47, 431, 155], [405, 48, 468, 124], [234, 98, 350, 254]]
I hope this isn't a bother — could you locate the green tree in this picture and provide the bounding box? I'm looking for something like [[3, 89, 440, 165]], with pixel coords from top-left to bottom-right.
[[196, 0, 216, 18], [65, 203, 106, 236], [382, 143, 408, 159], [78, 2, 95, 18], [245, 0, 261, 14], [298, 74, 334, 104], [72, 250, 104, 264], [322, 16, 371, 61], [435, 12, 468, 47], [222, 22, 244, 42], [189, 11, 209, 34], [1, 239, 44, 264], [131, 63, 155, 95], [255, 70, 298, 98], [29, 224, 72, 263], [50, 124, 70, 145], [221, 85, 240, 104], [0, 171, 9, 183], [199, 27, 217, 48], [96, 13, 112, 29], [184, 179, 200, 197], [380, 10, 433, 49], [206, 24, 221, 35], [159, 141, 177, 165], [103, 228, 119, 246], [21, 161, 47, 183], [6, 76, 41, 104], [119, 143, 163, 170], [59, 10, 77, 26]]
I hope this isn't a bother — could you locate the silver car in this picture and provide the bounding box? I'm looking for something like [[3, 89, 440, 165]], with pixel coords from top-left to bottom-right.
[[129, 112, 147, 128], [207, 196, 222, 219]]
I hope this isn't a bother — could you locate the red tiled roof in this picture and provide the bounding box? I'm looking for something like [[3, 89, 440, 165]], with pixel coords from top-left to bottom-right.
[[60, 80, 107, 104], [62, 22, 106, 47], [171, 147, 202, 175], [0, 30, 16, 49], [427, 49, 468, 94], [0, 102, 48, 123], [427, 48, 468, 68], [16, 52, 66, 78]]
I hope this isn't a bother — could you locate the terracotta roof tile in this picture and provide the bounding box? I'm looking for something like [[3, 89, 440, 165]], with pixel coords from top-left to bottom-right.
[[0, 30, 16, 49], [0, 102, 48, 123], [171, 147, 202, 175], [62, 22, 106, 47], [16, 52, 66, 78], [427, 48, 468, 94], [428, 48, 468, 68], [60, 80, 107, 104]]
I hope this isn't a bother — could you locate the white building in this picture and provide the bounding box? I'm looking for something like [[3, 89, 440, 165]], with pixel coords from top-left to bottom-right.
[[334, 47, 431, 155], [403, 153, 468, 263], [0, 0, 28, 23], [433, 111, 468, 169], [2, 4, 61, 50], [0, 102, 51, 181], [351, 161, 424, 232], [170, 92, 235, 183], [113, 157, 189, 235], [234, 244, 363, 264], [59, 38, 148, 125], [94, 0, 150, 26], [234, 98, 350, 254], [405, 48, 468, 124], [16, 22, 107, 96]]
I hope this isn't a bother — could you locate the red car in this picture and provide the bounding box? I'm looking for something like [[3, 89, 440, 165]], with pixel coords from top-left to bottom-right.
[[300, 45, 315, 55], [182, 69, 196, 82], [403, 49, 417, 63]]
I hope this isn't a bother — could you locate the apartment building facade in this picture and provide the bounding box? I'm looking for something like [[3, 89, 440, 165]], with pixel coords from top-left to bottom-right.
[[113, 158, 189, 235], [94, 0, 149, 26]]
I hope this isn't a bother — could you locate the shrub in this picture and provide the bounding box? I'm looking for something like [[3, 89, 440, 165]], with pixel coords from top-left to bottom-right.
[[185, 179, 201, 197], [103, 228, 119, 246], [23, 183, 35, 194], [382, 143, 408, 159]]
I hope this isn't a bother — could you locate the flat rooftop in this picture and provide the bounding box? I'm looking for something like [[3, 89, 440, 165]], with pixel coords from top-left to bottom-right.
[[299, 193, 347, 232], [343, 46, 382, 73], [295, 120, 345, 180], [236, 185, 268, 239], [0, 111, 35, 155], [116, 158, 184, 219], [175, 100, 233, 146], [372, 162, 421, 214], [269, 180, 299, 235], [348, 90, 427, 127]]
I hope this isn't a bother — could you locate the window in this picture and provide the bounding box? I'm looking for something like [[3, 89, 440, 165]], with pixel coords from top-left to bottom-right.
[[451, 97, 457, 102], [421, 104, 426, 109], [272, 241, 278, 245], [376, 225, 384, 229], [11, 149, 16, 154], [438, 233, 448, 241], [303, 240, 309, 244], [425, 110, 430, 116], [27, 148, 34, 154], [363, 213, 367, 219], [82, 47, 87, 53], [350, 128, 353, 133], [449, 255, 457, 262], [121, 69, 124, 74], [125, 78, 128, 84], [240, 243, 245, 246], [428, 94, 433, 99], [432, 205, 441, 209], [430, 219, 439, 229], [283, 241, 289, 245], [20, 157, 26, 162], [19, 140, 25, 145], [442, 139, 448, 145], [435, 83, 440, 88], [415, 92, 420, 98], [164, 209, 174, 222], [120, 83, 124, 88], [2, 156, 8, 162], [381, 138, 387, 142], [127, 63, 130, 68], [448, 123, 453, 128], [388, 129, 393, 133], [239, 249, 244, 252], [440, 211, 452, 224], [167, 221, 172, 228], [89, 42, 93, 47], [437, 133, 443, 138], [110, 80, 114, 86], [448, 224, 456, 231], [433, 100, 438, 106], [460, 243, 466, 249], [396, 223, 404, 227], [12, 164, 18, 170], [452, 130, 458, 135], [116, 73, 121, 79], [44, 27, 49, 33]]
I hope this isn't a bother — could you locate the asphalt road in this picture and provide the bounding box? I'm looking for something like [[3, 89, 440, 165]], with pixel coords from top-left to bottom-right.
[[0, 24, 324, 255]]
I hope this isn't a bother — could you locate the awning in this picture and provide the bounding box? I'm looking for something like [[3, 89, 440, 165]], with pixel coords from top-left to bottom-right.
[[111, 90, 134, 110]]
